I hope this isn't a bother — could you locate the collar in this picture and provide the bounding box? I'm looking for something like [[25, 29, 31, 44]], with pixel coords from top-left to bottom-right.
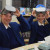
[[4, 24, 11, 29], [38, 21, 44, 26]]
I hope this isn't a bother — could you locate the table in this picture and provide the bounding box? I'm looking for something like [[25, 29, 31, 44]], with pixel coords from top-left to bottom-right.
[[12, 42, 42, 50]]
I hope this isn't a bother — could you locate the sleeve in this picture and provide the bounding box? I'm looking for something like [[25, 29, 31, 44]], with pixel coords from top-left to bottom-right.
[[47, 17, 50, 24], [29, 23, 37, 44], [17, 15, 30, 32], [0, 47, 10, 50], [28, 15, 35, 25]]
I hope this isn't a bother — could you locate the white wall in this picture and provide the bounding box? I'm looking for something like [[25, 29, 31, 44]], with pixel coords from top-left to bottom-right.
[[2, 0, 12, 9], [6, 0, 12, 6], [44, 0, 47, 7]]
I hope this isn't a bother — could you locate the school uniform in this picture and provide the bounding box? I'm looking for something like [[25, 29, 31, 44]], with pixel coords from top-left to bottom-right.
[[28, 15, 50, 44], [0, 15, 30, 50]]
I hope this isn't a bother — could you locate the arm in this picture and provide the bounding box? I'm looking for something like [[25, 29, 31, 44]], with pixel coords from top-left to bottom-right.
[[0, 47, 10, 50], [29, 22, 37, 44], [45, 11, 50, 23], [47, 18, 50, 23], [14, 9, 30, 32], [28, 10, 36, 24], [28, 15, 35, 24], [17, 15, 30, 32]]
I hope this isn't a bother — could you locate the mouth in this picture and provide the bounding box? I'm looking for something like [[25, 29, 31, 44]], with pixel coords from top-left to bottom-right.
[[6, 20, 10, 23]]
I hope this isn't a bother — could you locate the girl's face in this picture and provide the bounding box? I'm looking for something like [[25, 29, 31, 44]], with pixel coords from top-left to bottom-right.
[[37, 13, 45, 23], [1, 13, 12, 25]]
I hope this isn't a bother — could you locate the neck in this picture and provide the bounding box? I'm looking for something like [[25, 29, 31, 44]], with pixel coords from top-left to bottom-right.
[[38, 21, 44, 24], [4, 24, 8, 27], [2, 21, 9, 27]]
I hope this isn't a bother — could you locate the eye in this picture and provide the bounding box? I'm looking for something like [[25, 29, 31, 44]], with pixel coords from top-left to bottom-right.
[[42, 15, 44, 17], [38, 15, 40, 17]]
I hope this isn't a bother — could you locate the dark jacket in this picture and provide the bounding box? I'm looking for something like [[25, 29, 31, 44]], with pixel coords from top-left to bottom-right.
[[0, 15, 30, 50], [28, 15, 50, 44]]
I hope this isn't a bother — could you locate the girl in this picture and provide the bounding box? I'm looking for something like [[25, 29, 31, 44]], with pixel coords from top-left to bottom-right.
[[28, 4, 50, 44]]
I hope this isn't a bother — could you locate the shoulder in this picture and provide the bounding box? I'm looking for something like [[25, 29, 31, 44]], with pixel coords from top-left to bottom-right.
[[10, 22, 20, 28], [31, 21, 38, 26], [0, 23, 3, 30], [30, 21, 38, 29], [10, 22, 19, 25]]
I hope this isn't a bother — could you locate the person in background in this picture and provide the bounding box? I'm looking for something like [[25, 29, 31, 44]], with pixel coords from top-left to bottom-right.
[[28, 4, 50, 44], [21, 10, 26, 15], [0, 14, 1, 22], [0, 5, 30, 50]]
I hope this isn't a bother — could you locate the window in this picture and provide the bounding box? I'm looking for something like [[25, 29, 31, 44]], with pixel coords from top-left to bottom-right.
[[0, 1, 2, 13], [21, 0, 38, 8]]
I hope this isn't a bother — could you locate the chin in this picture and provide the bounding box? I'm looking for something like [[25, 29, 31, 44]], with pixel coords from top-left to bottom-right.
[[6, 22, 10, 24]]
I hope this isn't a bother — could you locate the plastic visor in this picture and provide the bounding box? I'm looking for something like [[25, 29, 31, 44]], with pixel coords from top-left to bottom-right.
[[1, 8, 14, 15]]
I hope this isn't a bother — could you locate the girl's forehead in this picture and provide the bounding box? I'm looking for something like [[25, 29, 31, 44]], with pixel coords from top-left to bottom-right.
[[36, 12, 46, 15], [37, 13, 45, 16]]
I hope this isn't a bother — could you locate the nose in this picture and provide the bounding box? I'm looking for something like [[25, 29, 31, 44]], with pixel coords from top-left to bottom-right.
[[7, 16, 11, 20]]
